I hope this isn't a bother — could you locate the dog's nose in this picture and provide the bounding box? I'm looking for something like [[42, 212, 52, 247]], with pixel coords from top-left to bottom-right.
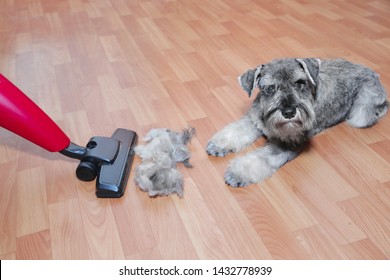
[[282, 107, 296, 119]]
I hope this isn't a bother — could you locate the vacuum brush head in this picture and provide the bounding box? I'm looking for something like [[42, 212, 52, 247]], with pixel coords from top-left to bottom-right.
[[96, 129, 137, 198], [60, 129, 138, 198]]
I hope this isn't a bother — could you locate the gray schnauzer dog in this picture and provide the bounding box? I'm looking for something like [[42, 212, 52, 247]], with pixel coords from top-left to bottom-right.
[[206, 58, 388, 187]]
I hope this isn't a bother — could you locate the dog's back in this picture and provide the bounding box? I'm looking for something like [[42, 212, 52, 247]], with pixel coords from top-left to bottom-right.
[[312, 58, 388, 133]]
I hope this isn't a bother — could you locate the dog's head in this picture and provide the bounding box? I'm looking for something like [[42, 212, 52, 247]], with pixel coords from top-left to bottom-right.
[[239, 58, 320, 141]]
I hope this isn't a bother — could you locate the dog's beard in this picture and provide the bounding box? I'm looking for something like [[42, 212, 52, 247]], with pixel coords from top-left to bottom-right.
[[263, 103, 315, 142]]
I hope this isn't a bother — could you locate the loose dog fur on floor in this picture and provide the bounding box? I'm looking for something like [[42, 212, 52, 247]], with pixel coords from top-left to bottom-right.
[[135, 127, 196, 197], [206, 58, 389, 187]]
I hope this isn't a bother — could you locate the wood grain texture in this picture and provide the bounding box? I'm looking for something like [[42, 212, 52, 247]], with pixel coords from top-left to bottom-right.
[[0, 0, 389, 260]]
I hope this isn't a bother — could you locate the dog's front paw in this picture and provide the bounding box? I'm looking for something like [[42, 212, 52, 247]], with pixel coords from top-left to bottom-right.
[[224, 168, 252, 187], [224, 154, 274, 188], [206, 141, 235, 157]]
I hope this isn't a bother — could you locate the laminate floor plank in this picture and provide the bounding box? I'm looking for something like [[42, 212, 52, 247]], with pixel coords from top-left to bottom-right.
[[0, 0, 389, 260]]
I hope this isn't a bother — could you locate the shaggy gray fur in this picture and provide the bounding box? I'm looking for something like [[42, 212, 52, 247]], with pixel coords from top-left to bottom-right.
[[206, 58, 388, 187], [134, 127, 196, 197]]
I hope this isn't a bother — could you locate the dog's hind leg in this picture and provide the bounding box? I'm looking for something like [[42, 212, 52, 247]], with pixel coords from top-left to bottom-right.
[[224, 142, 299, 187], [206, 115, 262, 157], [347, 75, 388, 128]]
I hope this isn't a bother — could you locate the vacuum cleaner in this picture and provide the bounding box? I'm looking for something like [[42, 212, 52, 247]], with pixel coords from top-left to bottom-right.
[[0, 74, 137, 198]]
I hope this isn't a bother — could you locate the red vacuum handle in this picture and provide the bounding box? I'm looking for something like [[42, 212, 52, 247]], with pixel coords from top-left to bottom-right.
[[0, 74, 70, 152]]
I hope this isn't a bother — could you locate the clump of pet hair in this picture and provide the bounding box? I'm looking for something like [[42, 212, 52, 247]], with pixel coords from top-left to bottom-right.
[[134, 127, 196, 198]]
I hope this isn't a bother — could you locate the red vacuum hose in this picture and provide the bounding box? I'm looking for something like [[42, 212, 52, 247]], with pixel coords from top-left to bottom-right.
[[0, 74, 70, 152]]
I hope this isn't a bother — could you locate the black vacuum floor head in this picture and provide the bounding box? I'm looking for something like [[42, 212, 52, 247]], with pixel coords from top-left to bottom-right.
[[60, 128, 138, 198], [96, 129, 138, 198]]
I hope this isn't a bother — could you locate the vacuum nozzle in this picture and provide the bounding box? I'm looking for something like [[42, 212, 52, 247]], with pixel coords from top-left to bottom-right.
[[60, 129, 137, 198], [0, 74, 137, 198]]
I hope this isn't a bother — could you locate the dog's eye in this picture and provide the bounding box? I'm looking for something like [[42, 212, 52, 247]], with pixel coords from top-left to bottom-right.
[[262, 85, 276, 95], [295, 79, 307, 86]]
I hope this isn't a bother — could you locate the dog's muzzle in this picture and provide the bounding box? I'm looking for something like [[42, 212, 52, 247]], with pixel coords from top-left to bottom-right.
[[281, 107, 296, 119], [277, 109, 303, 127], [268, 103, 311, 130]]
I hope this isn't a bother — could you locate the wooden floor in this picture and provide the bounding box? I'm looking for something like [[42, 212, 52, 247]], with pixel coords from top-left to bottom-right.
[[1, 0, 390, 260]]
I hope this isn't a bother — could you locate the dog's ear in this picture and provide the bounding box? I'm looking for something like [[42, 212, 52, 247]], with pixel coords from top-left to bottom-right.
[[238, 65, 262, 97], [296, 58, 321, 86]]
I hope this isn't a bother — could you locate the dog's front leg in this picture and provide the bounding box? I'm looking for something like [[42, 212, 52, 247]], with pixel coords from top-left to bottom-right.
[[206, 115, 262, 157], [224, 142, 299, 187]]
